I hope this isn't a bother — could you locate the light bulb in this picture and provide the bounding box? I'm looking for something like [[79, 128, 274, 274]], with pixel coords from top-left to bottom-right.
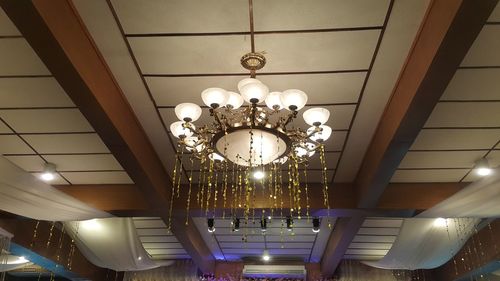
[[475, 158, 492, 176], [40, 162, 56, 182], [307, 125, 332, 142], [265, 92, 283, 110], [262, 249, 270, 261], [303, 107, 330, 126], [312, 217, 321, 233], [170, 121, 194, 138], [175, 103, 202, 122], [201, 88, 229, 108], [253, 170, 265, 180], [280, 89, 308, 111], [240, 82, 269, 104], [477, 168, 492, 176], [40, 172, 55, 181], [225, 91, 244, 109]]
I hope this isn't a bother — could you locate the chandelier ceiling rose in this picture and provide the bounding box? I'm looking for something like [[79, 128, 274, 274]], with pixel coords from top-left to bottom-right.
[[240, 52, 266, 71]]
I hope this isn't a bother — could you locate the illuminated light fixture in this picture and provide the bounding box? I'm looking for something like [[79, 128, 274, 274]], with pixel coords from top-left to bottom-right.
[[138, 256, 142, 261], [233, 218, 240, 232], [201, 88, 229, 108], [260, 218, 267, 232], [434, 218, 447, 228], [280, 89, 308, 111], [174, 102, 202, 122], [207, 218, 215, 233], [81, 219, 101, 231], [312, 217, 321, 233], [286, 217, 293, 231], [262, 249, 270, 261], [267, 215, 272, 220], [265, 91, 283, 110], [18, 256, 28, 263], [226, 91, 244, 109], [170, 121, 194, 138], [303, 107, 330, 126], [307, 125, 332, 142], [40, 162, 56, 182], [475, 158, 492, 176], [253, 170, 265, 180]]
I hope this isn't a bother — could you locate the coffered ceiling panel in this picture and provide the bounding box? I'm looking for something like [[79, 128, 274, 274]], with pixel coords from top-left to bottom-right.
[[253, 0, 389, 31], [0, 109, 94, 133], [0, 8, 19, 36], [0, 78, 74, 108], [111, 0, 249, 34], [129, 36, 248, 74], [42, 155, 123, 172], [0, 135, 34, 154], [147, 72, 365, 106], [410, 129, 500, 150], [461, 25, 500, 67], [60, 171, 133, 185], [22, 134, 110, 154], [442, 69, 500, 101], [0, 38, 49, 75], [399, 151, 485, 169], [4, 155, 45, 172], [424, 102, 500, 128], [390, 169, 469, 183], [254, 31, 379, 72], [0, 121, 11, 133]]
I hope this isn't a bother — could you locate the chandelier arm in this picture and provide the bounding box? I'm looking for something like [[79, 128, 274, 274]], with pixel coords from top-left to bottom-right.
[[305, 126, 323, 139], [209, 108, 225, 130]]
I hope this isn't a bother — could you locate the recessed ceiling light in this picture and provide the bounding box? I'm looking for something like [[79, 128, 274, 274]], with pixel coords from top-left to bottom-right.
[[262, 249, 270, 261], [207, 218, 215, 233], [312, 217, 321, 233], [475, 158, 492, 176], [40, 162, 56, 182]]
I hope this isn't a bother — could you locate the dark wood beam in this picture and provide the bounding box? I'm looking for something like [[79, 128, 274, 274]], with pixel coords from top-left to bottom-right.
[[55, 182, 464, 214], [0, 219, 114, 281], [432, 219, 500, 281], [0, 0, 214, 273], [321, 0, 499, 276]]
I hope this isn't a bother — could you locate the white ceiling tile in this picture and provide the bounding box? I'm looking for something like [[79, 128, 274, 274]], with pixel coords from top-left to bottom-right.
[[0, 135, 34, 154], [223, 248, 264, 255], [220, 242, 266, 249], [140, 236, 179, 243], [42, 154, 123, 172], [343, 255, 383, 260], [266, 242, 313, 249], [362, 219, 403, 228], [442, 69, 500, 101], [352, 235, 396, 243], [345, 249, 388, 256], [268, 249, 311, 255], [60, 171, 133, 184], [146, 248, 187, 255], [390, 169, 469, 183], [425, 102, 500, 128], [461, 171, 482, 183], [357, 228, 399, 236], [322, 131, 347, 152], [349, 242, 393, 250], [216, 235, 264, 243], [22, 134, 109, 154], [112, 0, 249, 34], [0, 8, 20, 36], [129, 36, 248, 74], [4, 155, 45, 172], [253, 0, 389, 30], [489, 3, 500, 21], [30, 172, 69, 185], [411, 129, 500, 150], [0, 38, 50, 75], [142, 243, 184, 249], [0, 121, 12, 133], [266, 235, 316, 243], [0, 78, 74, 107], [399, 151, 486, 169], [134, 219, 167, 229], [461, 25, 500, 67], [307, 152, 340, 170], [485, 150, 500, 168], [0, 109, 93, 133], [255, 31, 380, 72]]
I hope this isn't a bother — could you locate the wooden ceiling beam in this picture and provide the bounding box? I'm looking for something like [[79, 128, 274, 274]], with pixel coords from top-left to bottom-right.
[[321, 0, 499, 276], [55, 182, 464, 214], [0, 0, 214, 273]]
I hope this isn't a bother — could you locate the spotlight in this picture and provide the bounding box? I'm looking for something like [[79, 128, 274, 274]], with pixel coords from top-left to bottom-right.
[[262, 249, 270, 261], [434, 218, 447, 228], [233, 218, 240, 232], [260, 218, 267, 232], [138, 256, 142, 261], [312, 217, 320, 233], [286, 216, 293, 231], [207, 218, 215, 233], [475, 158, 492, 176], [253, 170, 265, 180], [40, 162, 56, 182]]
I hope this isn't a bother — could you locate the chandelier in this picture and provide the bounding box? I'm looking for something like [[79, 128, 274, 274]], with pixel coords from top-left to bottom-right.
[[166, 0, 332, 232]]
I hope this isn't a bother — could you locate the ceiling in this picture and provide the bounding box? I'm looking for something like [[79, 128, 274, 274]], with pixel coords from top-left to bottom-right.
[[0, 8, 132, 185], [193, 216, 334, 263], [392, 9, 500, 184]]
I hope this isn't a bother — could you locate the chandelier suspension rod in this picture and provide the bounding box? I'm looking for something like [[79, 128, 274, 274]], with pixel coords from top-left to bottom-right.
[[248, 0, 256, 78]]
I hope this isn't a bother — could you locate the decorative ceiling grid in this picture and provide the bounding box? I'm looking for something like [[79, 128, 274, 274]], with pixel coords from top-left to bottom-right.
[[343, 218, 402, 261], [133, 217, 189, 260], [391, 19, 500, 183], [0, 10, 132, 185], [106, 0, 397, 185], [193, 217, 334, 263]]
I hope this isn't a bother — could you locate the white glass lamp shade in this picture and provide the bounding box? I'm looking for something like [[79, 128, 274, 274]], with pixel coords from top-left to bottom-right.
[[307, 125, 332, 142], [303, 107, 330, 126], [240, 82, 269, 104], [209, 152, 225, 162], [280, 89, 308, 111], [225, 91, 244, 109], [265, 92, 283, 110], [295, 143, 316, 157], [237, 78, 262, 92], [175, 103, 202, 122], [201, 88, 229, 108], [170, 121, 194, 138]]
